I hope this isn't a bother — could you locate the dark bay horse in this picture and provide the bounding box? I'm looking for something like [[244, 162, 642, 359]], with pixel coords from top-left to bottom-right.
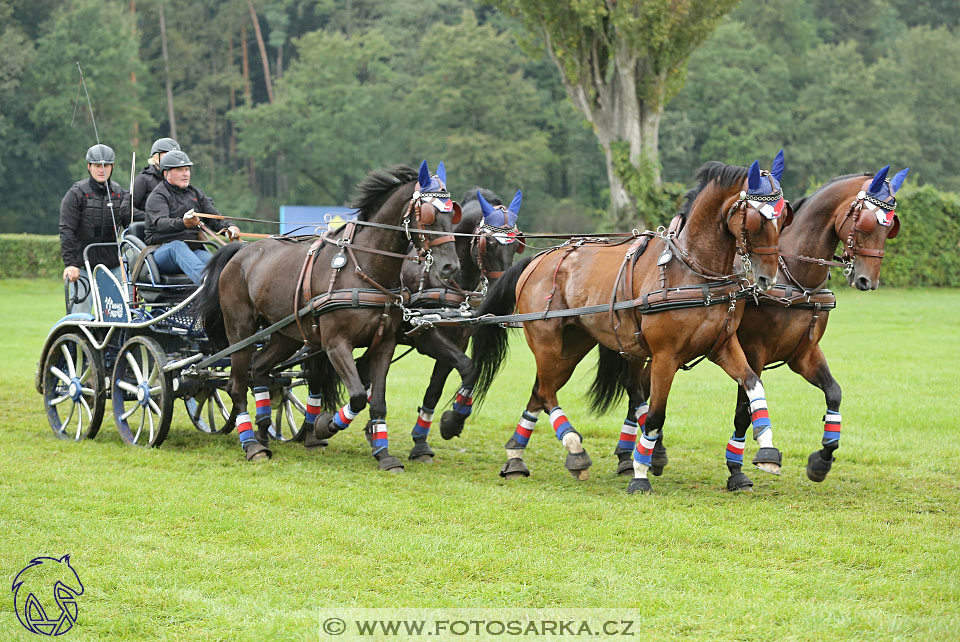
[[596, 164, 908, 488], [470, 157, 791, 493], [198, 162, 461, 469], [398, 187, 525, 462]]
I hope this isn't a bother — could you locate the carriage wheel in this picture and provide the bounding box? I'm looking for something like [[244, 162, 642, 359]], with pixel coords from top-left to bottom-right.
[[184, 387, 233, 434], [42, 333, 105, 441], [269, 379, 307, 442], [112, 336, 174, 448]]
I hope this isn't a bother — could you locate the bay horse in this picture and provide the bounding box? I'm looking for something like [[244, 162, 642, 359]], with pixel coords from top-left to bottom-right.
[[198, 162, 461, 469], [469, 156, 791, 493], [398, 187, 525, 462], [594, 164, 908, 489]]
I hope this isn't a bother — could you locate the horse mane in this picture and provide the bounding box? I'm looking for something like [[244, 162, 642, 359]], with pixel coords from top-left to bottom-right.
[[348, 165, 418, 220], [679, 161, 749, 221], [461, 187, 502, 206], [791, 172, 872, 212]]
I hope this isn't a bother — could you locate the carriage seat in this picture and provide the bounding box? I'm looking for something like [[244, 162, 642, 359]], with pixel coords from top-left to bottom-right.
[[123, 222, 195, 302]]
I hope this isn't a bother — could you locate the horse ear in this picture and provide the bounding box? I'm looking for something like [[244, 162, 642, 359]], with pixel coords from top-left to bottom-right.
[[60, 554, 71, 563], [890, 167, 910, 194], [418, 160, 430, 188], [476, 190, 494, 220], [771, 149, 785, 182], [508, 189, 522, 216], [436, 161, 446, 186], [869, 165, 890, 194], [748, 161, 761, 191]]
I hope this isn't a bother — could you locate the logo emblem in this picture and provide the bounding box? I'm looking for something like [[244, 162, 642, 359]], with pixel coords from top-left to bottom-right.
[[12, 555, 84, 636]]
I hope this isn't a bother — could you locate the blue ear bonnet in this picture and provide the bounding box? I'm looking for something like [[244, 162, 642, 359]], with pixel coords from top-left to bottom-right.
[[417, 160, 447, 193], [478, 189, 522, 228], [867, 165, 909, 202], [747, 152, 784, 197]]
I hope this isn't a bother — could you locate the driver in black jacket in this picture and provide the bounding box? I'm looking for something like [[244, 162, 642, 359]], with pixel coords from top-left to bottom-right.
[[144, 150, 239, 284], [59, 144, 130, 313]]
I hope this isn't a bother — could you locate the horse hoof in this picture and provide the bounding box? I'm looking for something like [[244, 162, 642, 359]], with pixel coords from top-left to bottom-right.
[[806, 451, 834, 482], [244, 442, 272, 462], [650, 446, 668, 476], [565, 450, 592, 481], [499, 457, 530, 479], [377, 455, 404, 472], [753, 447, 782, 475], [626, 477, 652, 494], [408, 440, 435, 461], [726, 472, 754, 492], [439, 410, 465, 440], [313, 412, 339, 440]]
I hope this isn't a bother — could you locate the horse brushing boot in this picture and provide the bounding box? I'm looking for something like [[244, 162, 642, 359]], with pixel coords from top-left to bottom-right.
[[367, 420, 404, 472], [409, 407, 435, 462], [314, 401, 360, 440], [440, 387, 474, 439], [253, 387, 273, 446], [237, 412, 272, 462], [626, 428, 658, 494], [549, 408, 591, 481], [614, 406, 641, 475], [301, 391, 327, 450], [500, 410, 538, 480], [807, 411, 840, 482], [725, 433, 753, 492]]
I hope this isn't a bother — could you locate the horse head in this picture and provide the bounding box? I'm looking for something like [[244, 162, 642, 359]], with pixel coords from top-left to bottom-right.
[[722, 151, 791, 291], [409, 160, 462, 282], [834, 164, 908, 290], [474, 188, 525, 284]]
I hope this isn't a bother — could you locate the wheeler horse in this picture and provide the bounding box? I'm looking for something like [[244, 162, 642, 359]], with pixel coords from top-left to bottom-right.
[[198, 162, 461, 469], [469, 156, 792, 493], [595, 164, 908, 487], [396, 187, 525, 462]]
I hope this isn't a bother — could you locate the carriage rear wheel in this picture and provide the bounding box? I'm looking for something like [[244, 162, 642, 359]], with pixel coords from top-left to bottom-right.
[[112, 336, 174, 448], [269, 379, 307, 442], [184, 387, 233, 434], [42, 333, 105, 441]]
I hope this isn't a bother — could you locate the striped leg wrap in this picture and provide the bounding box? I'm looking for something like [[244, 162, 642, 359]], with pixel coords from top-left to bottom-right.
[[549, 407, 575, 441], [412, 406, 434, 439], [236, 412, 255, 446], [822, 410, 841, 445], [632, 428, 658, 466], [725, 433, 746, 465], [748, 390, 772, 439], [452, 387, 474, 417], [253, 387, 271, 423], [332, 402, 360, 431], [304, 394, 323, 425], [509, 411, 540, 449], [369, 420, 388, 455], [618, 402, 647, 451]]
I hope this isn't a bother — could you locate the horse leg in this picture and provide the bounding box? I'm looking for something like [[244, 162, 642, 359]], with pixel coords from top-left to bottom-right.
[[312, 341, 367, 443], [500, 385, 543, 480], [361, 336, 404, 472], [627, 355, 679, 494], [408, 360, 451, 462], [438, 330, 477, 440], [713, 339, 780, 490], [789, 345, 842, 482], [407, 330, 469, 462], [248, 335, 299, 445]]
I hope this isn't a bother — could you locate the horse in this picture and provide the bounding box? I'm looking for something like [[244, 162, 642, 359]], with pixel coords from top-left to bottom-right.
[[397, 187, 525, 462], [469, 155, 791, 493], [197, 161, 461, 470], [594, 165, 909, 488]]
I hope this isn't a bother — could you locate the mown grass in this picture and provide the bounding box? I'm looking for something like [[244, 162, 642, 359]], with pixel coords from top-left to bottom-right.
[[1, 278, 958, 641]]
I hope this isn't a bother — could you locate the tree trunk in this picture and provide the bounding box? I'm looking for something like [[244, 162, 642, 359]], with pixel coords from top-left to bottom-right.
[[130, 0, 138, 150], [228, 31, 237, 165], [247, 0, 275, 104], [241, 24, 257, 193], [158, 2, 177, 140]]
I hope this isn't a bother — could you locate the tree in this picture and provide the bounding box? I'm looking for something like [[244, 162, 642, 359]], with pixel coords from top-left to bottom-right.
[[493, 0, 738, 228]]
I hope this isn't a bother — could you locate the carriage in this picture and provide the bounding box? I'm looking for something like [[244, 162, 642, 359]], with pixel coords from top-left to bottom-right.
[[35, 222, 311, 448]]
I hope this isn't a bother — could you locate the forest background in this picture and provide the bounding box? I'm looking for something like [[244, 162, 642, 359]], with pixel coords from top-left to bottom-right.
[[1, 0, 957, 276]]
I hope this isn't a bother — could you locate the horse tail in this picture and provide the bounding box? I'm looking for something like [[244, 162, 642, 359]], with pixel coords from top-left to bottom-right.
[[470, 256, 533, 405], [587, 345, 629, 415], [197, 243, 244, 351], [306, 351, 344, 412]]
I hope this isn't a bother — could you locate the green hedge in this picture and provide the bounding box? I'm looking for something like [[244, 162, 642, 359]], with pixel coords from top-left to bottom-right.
[[881, 184, 960, 287], [0, 234, 63, 279]]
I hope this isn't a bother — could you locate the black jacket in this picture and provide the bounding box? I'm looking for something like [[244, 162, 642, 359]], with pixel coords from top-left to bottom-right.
[[144, 180, 226, 245], [59, 177, 130, 269], [121, 164, 164, 222]]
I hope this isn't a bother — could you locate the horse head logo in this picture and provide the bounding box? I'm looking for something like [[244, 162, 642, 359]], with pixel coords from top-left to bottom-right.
[[12, 555, 84, 636]]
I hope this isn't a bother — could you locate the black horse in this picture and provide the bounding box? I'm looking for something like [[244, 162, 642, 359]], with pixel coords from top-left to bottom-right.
[[198, 162, 461, 470]]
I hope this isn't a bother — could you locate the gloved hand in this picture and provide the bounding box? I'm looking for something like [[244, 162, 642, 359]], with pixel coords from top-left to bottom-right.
[[183, 208, 200, 228], [63, 266, 80, 282]]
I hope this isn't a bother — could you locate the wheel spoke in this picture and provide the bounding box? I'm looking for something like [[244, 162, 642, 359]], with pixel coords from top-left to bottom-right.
[[50, 394, 70, 406], [61, 400, 77, 433], [117, 380, 139, 394], [61, 343, 76, 378], [133, 409, 145, 443], [126, 351, 144, 383], [77, 397, 92, 439], [147, 407, 155, 443], [121, 403, 139, 421], [49, 366, 72, 386], [148, 398, 161, 415], [149, 386, 162, 395], [80, 387, 95, 396], [74, 348, 85, 380]]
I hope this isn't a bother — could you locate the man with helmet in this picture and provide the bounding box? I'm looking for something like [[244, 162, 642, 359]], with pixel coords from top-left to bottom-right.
[[145, 149, 240, 285], [123, 137, 180, 222], [59, 144, 130, 313]]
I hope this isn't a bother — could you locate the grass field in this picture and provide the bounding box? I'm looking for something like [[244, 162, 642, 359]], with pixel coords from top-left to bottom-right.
[[1, 278, 959, 641]]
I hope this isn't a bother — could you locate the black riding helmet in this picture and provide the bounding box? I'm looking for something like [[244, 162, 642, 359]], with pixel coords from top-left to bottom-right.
[[85, 144, 115, 165], [150, 137, 180, 156], [160, 150, 193, 170]]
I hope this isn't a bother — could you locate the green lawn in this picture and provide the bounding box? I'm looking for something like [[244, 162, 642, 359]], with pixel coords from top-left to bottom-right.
[[1, 278, 958, 641]]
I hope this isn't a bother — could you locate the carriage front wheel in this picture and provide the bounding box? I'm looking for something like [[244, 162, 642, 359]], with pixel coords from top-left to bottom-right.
[[184, 387, 233, 434], [41, 332, 105, 441], [269, 379, 308, 442], [112, 335, 174, 448]]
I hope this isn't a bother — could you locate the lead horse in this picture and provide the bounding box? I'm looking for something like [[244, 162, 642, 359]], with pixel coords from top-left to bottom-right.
[[595, 164, 908, 488], [469, 157, 791, 493], [197, 162, 461, 469]]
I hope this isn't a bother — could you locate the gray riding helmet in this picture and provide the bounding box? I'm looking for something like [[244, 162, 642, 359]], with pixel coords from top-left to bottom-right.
[[150, 137, 180, 156], [86, 144, 115, 164], [160, 150, 193, 170]]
